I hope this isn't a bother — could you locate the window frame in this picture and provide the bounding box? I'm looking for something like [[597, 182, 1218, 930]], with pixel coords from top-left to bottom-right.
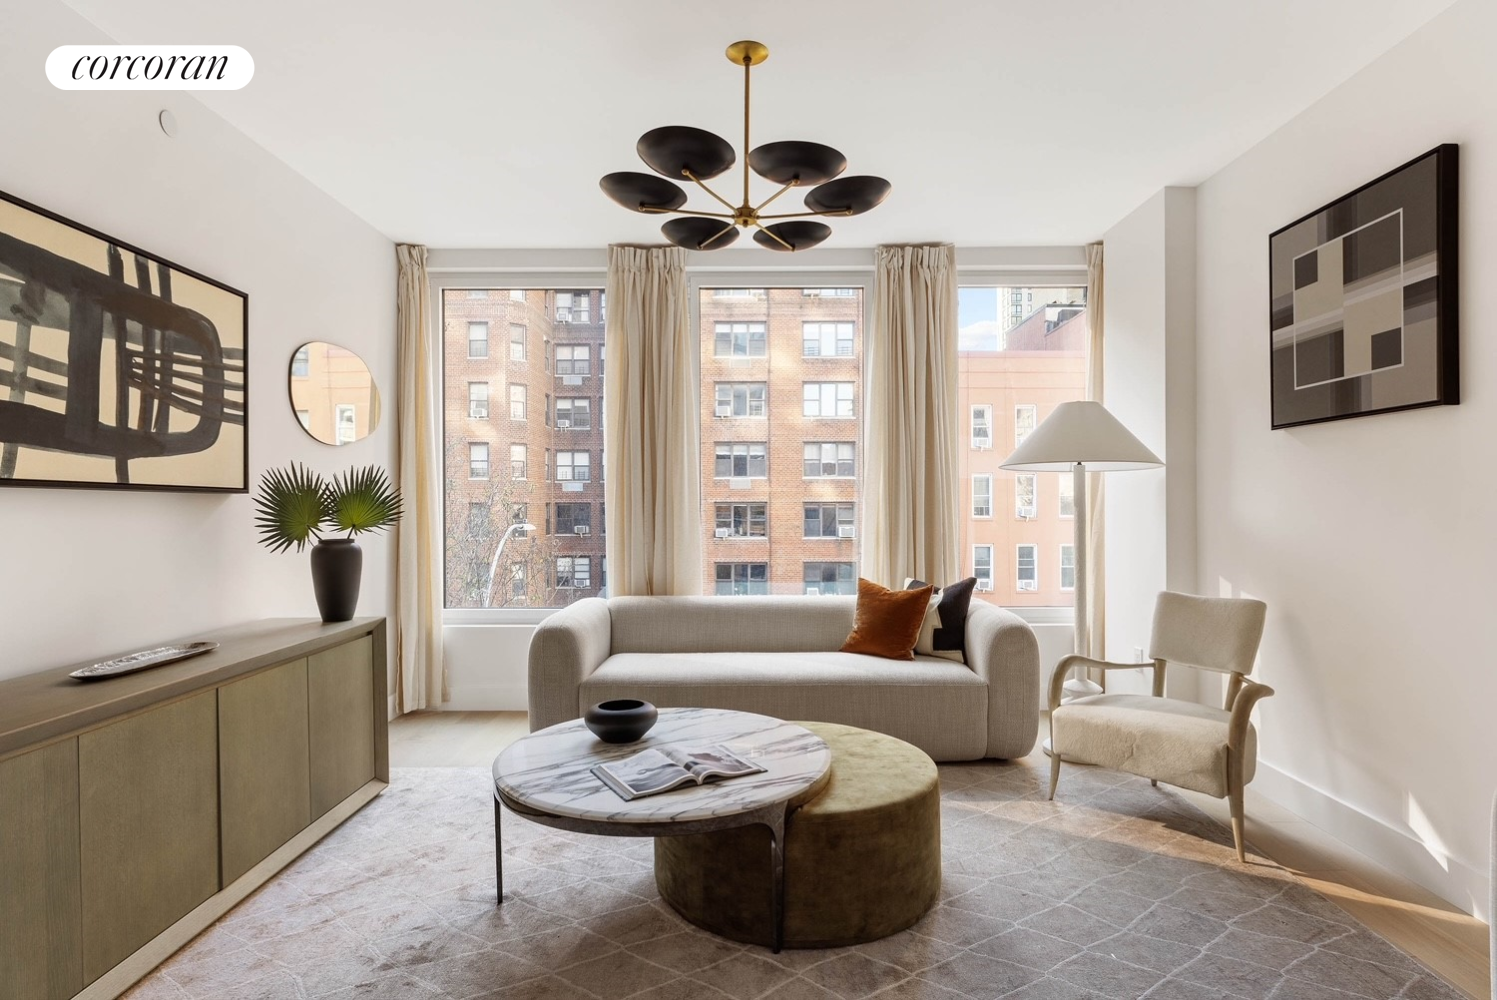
[[802, 381, 855, 419], [1059, 543, 1076, 592], [468, 382, 490, 420], [1015, 474, 1038, 520], [970, 404, 993, 450], [972, 474, 993, 519], [1016, 543, 1039, 592], [973, 544, 994, 592]]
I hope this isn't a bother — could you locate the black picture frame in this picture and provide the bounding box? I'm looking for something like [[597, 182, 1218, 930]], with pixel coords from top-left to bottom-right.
[[0, 189, 248, 492], [1268, 144, 1458, 430]]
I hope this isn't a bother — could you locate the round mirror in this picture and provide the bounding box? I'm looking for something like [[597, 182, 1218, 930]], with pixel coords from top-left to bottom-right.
[[288, 342, 381, 446]]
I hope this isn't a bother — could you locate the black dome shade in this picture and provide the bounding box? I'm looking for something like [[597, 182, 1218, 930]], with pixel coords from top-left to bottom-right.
[[662, 217, 741, 251], [803, 175, 892, 216], [753, 221, 831, 252], [748, 141, 847, 185], [599, 172, 688, 213], [637, 126, 736, 181]]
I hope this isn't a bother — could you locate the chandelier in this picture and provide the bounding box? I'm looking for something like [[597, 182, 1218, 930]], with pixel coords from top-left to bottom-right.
[[600, 40, 891, 252]]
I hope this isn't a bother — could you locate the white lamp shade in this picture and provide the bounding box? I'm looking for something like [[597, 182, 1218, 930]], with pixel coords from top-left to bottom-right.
[[999, 400, 1163, 472]]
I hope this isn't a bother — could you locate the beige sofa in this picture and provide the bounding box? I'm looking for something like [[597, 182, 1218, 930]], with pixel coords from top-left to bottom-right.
[[528, 595, 1040, 761]]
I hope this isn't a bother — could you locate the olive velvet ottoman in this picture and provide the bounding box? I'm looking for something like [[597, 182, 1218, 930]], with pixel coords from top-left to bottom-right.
[[654, 721, 941, 948]]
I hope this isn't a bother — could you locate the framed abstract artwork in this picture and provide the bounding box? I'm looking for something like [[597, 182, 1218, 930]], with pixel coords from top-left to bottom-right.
[[1268, 144, 1458, 429], [0, 190, 247, 491]]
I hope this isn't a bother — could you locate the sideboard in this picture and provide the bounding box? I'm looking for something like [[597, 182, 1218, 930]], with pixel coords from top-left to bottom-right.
[[0, 617, 388, 1000]]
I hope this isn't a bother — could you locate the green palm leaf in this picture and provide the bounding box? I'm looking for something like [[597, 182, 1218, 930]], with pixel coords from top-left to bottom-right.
[[252, 463, 330, 553], [326, 465, 404, 537]]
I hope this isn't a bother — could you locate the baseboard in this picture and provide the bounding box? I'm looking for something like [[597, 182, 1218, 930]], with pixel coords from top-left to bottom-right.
[[1253, 761, 1489, 921], [442, 679, 528, 712]]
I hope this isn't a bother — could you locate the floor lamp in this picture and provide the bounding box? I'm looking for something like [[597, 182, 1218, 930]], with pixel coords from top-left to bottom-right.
[[1000, 400, 1162, 703]]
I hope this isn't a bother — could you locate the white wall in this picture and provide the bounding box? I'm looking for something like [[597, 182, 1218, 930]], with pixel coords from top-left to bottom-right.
[[1102, 188, 1198, 700], [1194, 0, 1494, 916], [1, 4, 396, 679]]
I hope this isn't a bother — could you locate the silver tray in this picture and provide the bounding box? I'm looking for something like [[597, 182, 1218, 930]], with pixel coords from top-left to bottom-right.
[[70, 641, 219, 681]]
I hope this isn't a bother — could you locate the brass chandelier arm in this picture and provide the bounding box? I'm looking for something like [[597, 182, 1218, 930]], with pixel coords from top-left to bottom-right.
[[699, 222, 738, 249], [759, 208, 855, 220], [754, 181, 797, 214], [753, 221, 793, 250], [639, 206, 737, 220], [683, 170, 740, 214], [742, 56, 752, 208]]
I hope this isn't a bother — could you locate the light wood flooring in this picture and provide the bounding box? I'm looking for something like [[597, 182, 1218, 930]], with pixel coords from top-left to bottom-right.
[[390, 710, 1491, 999]]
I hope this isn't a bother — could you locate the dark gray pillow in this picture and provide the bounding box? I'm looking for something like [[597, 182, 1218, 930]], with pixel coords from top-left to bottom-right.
[[906, 577, 978, 663]]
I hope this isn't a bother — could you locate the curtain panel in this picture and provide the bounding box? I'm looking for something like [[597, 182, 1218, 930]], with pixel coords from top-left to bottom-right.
[[863, 244, 960, 588], [395, 244, 444, 711], [1083, 241, 1107, 662], [603, 245, 701, 596]]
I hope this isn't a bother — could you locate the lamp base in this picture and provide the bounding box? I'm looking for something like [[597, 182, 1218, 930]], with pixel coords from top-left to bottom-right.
[[1061, 677, 1103, 702]]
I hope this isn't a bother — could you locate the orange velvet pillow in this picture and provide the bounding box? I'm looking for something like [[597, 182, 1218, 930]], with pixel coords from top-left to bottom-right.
[[840, 577, 935, 661]]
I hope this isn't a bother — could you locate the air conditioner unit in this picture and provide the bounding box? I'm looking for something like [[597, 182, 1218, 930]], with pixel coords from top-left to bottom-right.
[[574, 525, 590, 536], [973, 507, 991, 518], [1017, 506, 1036, 519], [975, 580, 993, 592], [556, 418, 570, 428], [471, 408, 487, 419], [729, 477, 751, 491], [714, 528, 731, 539], [1017, 580, 1038, 592], [804, 587, 820, 596], [972, 440, 990, 451], [556, 310, 571, 323], [715, 405, 733, 417], [837, 526, 856, 539], [562, 375, 583, 386]]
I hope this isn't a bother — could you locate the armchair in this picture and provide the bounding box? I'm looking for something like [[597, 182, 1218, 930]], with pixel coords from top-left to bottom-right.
[[1047, 591, 1271, 862]]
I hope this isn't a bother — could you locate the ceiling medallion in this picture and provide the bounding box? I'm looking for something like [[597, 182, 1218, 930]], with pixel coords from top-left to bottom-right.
[[600, 40, 891, 252]]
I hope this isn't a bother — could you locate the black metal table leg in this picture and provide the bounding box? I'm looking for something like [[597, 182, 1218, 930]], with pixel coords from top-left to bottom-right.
[[766, 810, 786, 953], [494, 795, 504, 906]]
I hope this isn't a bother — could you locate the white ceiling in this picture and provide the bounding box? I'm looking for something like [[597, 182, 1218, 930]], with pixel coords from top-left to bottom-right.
[[63, 0, 1457, 249]]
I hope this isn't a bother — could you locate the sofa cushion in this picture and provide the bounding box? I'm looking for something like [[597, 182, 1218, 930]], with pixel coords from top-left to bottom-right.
[[906, 576, 977, 664], [841, 578, 933, 661], [609, 596, 857, 655]]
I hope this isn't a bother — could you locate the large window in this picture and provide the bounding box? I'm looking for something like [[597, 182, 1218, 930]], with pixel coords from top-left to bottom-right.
[[715, 382, 767, 418], [715, 562, 768, 596], [557, 555, 592, 590], [803, 503, 855, 539], [555, 397, 591, 430], [509, 444, 526, 480], [973, 545, 994, 592], [715, 322, 767, 357], [802, 382, 855, 418], [804, 442, 854, 478], [555, 502, 591, 536], [555, 291, 590, 324], [468, 383, 489, 419], [469, 442, 489, 479], [1015, 475, 1037, 519], [468, 322, 489, 359], [714, 442, 767, 479], [1016, 544, 1038, 592], [556, 344, 590, 376], [556, 451, 590, 482], [509, 384, 527, 421], [802, 322, 854, 358], [715, 503, 767, 539], [972, 474, 992, 518], [509, 324, 527, 362], [804, 562, 856, 596]]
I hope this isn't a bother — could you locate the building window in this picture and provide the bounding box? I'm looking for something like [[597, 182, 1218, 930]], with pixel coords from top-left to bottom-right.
[[802, 322, 855, 357], [467, 502, 487, 530], [509, 384, 527, 421], [971, 405, 992, 450], [468, 321, 489, 359], [1015, 404, 1038, 447], [510, 563, 526, 602], [1059, 474, 1075, 518], [715, 562, 768, 596], [1060, 544, 1076, 591], [1015, 475, 1037, 519], [714, 503, 767, 539], [556, 291, 590, 324], [511, 504, 529, 534], [557, 555, 591, 590], [715, 382, 767, 418], [555, 502, 591, 535], [468, 382, 489, 419], [555, 397, 591, 429], [972, 475, 993, 518], [803, 502, 855, 539], [802, 382, 854, 418], [556, 344, 591, 376], [509, 324, 527, 362], [290, 346, 310, 377], [714, 322, 767, 358], [1016, 544, 1038, 591], [466, 289, 488, 300], [713, 288, 764, 298], [335, 405, 356, 445], [556, 450, 590, 482], [509, 444, 526, 480], [469, 442, 489, 479], [804, 562, 856, 595], [803, 442, 855, 478], [802, 288, 857, 297], [714, 442, 767, 478], [509, 289, 525, 302], [973, 545, 994, 592]]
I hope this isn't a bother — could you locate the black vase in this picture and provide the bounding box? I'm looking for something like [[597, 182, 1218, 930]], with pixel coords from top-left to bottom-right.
[[584, 700, 658, 744], [310, 538, 362, 623]]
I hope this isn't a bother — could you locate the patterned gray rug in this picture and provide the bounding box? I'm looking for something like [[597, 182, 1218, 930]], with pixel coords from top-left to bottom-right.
[[124, 762, 1465, 1000]]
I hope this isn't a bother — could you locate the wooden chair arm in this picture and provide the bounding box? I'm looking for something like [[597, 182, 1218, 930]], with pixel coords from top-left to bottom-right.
[[1227, 679, 1274, 754]]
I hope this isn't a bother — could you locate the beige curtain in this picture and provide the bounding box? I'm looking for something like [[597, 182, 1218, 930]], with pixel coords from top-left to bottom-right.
[[395, 244, 444, 711], [604, 245, 700, 596], [864, 244, 960, 587], [1083, 241, 1107, 661]]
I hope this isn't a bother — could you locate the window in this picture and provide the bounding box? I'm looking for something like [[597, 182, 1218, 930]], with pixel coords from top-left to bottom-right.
[[1016, 544, 1038, 591], [556, 344, 591, 376], [509, 289, 525, 302], [715, 562, 768, 595], [290, 346, 309, 377], [714, 322, 767, 358], [804, 562, 856, 595], [803, 503, 855, 539], [1015, 475, 1037, 519], [509, 324, 527, 362], [555, 397, 590, 429], [556, 291, 590, 324], [468, 321, 489, 359], [714, 442, 767, 478], [714, 288, 763, 298], [802, 322, 854, 357], [803, 442, 855, 478], [973, 545, 994, 592], [509, 384, 527, 421], [556, 451, 590, 482], [296, 409, 310, 429], [510, 563, 526, 602], [509, 444, 526, 480], [467, 289, 488, 300], [802, 382, 854, 418], [557, 556, 592, 590], [468, 383, 489, 419], [1059, 474, 1075, 518], [802, 288, 857, 298], [469, 442, 489, 479], [971, 405, 992, 450], [972, 474, 993, 518], [1060, 544, 1076, 591], [1015, 404, 1038, 447], [555, 502, 591, 535], [715, 382, 767, 418], [714, 503, 767, 538], [335, 405, 356, 445], [511, 504, 529, 534]]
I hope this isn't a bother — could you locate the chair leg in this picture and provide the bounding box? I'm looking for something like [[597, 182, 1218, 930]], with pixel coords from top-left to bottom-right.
[[1227, 771, 1246, 863], [1048, 747, 1061, 800], [1150, 779, 1157, 787]]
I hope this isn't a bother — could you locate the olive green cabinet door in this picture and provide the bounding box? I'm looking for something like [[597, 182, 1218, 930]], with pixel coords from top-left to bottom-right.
[[0, 740, 82, 1000], [308, 636, 375, 818], [79, 691, 219, 985], [219, 659, 312, 884]]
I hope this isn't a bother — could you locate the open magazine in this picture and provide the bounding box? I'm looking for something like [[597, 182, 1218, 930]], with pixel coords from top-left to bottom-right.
[[592, 744, 765, 801]]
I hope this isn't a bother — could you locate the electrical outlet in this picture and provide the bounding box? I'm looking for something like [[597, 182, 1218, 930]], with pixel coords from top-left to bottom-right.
[[1134, 646, 1146, 663]]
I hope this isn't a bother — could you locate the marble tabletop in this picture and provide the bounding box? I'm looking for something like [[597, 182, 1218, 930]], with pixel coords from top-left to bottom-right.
[[493, 707, 831, 825]]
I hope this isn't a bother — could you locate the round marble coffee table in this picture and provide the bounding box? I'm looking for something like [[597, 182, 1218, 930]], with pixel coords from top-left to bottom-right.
[[492, 707, 831, 952]]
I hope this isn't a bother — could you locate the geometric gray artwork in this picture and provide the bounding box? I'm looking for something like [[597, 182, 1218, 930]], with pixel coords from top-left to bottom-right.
[[1270, 145, 1458, 428]]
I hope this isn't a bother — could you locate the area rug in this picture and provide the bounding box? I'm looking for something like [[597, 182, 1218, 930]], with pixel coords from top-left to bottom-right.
[[123, 761, 1465, 1000]]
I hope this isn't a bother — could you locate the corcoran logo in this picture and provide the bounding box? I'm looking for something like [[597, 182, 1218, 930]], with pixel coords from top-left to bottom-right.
[[46, 45, 254, 90]]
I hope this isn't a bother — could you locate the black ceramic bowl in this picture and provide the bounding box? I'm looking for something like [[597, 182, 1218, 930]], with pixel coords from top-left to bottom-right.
[[584, 699, 658, 744]]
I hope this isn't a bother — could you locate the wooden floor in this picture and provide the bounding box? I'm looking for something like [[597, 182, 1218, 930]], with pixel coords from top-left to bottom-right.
[[390, 710, 1491, 999]]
